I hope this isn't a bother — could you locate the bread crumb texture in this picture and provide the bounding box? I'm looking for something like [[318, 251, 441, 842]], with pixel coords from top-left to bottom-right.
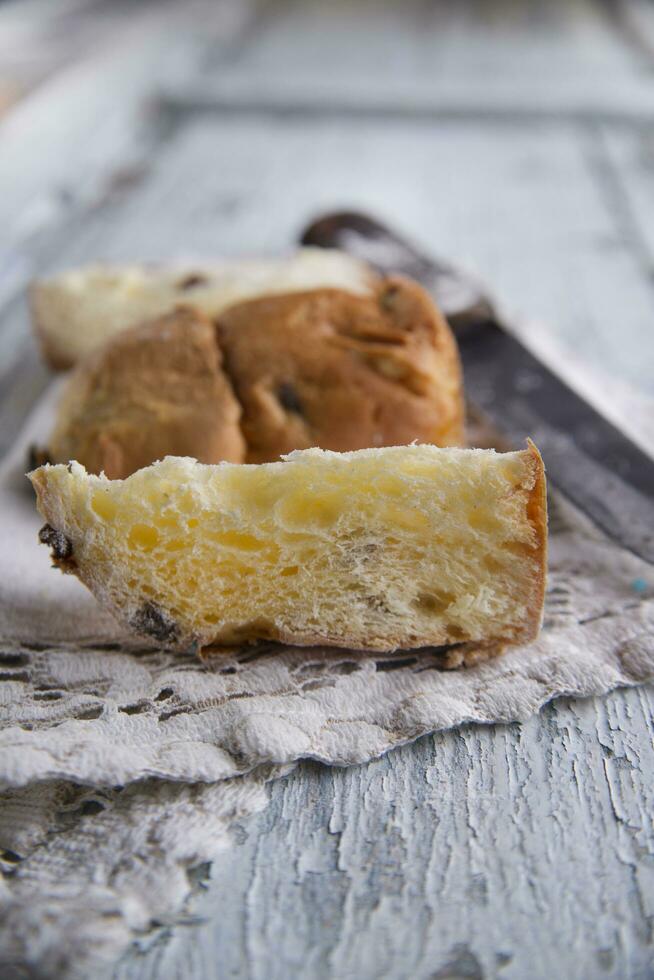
[[29, 444, 547, 655]]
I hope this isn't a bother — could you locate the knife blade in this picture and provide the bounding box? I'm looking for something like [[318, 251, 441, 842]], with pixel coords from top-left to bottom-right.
[[300, 211, 654, 564]]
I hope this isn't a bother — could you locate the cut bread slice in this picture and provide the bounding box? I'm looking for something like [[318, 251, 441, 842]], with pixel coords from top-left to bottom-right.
[[30, 444, 547, 660], [31, 247, 376, 369]]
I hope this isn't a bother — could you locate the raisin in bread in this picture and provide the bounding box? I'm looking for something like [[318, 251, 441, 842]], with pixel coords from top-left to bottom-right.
[[45, 276, 465, 478], [31, 248, 375, 369], [30, 443, 547, 659]]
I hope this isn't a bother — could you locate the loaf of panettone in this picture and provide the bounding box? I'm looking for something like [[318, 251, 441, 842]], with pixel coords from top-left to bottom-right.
[[45, 275, 465, 477], [30, 443, 547, 658], [31, 248, 375, 369]]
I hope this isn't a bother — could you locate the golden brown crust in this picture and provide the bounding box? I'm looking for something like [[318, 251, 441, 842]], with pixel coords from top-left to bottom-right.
[[48, 308, 246, 479], [475, 439, 546, 652], [47, 279, 465, 476], [216, 276, 465, 463], [520, 439, 548, 643]]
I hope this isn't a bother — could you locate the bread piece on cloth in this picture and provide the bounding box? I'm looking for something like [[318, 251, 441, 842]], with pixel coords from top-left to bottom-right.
[[48, 307, 245, 479], [31, 248, 375, 369], [46, 277, 465, 477], [30, 443, 547, 659], [216, 275, 464, 462]]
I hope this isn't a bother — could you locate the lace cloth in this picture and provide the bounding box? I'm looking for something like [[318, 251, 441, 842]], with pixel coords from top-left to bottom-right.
[[1, 377, 652, 979]]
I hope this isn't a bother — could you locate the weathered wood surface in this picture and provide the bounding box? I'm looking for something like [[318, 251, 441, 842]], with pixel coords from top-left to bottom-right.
[[163, 0, 654, 121], [1, 1, 653, 978], [115, 687, 654, 980]]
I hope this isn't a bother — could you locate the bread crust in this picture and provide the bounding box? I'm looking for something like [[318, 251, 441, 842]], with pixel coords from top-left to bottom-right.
[[47, 279, 465, 476], [521, 439, 548, 643], [216, 276, 465, 462], [48, 308, 246, 479]]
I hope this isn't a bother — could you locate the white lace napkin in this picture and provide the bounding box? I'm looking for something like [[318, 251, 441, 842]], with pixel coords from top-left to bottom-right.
[[1, 383, 652, 979]]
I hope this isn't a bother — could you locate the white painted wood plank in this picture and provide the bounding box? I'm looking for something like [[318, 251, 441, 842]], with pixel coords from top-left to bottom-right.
[[599, 123, 654, 268], [0, 0, 259, 404], [0, 0, 256, 284], [164, 0, 654, 121], [115, 686, 654, 980], [0, 0, 157, 108], [611, 0, 654, 62]]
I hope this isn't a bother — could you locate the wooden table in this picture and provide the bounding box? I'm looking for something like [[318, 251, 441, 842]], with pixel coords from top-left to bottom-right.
[[2, 2, 653, 977]]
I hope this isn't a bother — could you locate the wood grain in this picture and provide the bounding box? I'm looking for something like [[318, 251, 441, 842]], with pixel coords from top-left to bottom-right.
[[162, 0, 654, 122], [115, 687, 654, 980]]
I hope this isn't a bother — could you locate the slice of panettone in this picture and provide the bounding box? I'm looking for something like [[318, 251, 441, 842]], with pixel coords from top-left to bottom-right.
[[30, 443, 547, 661]]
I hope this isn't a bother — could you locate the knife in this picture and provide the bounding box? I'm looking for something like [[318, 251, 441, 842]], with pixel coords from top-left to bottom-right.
[[300, 211, 654, 564]]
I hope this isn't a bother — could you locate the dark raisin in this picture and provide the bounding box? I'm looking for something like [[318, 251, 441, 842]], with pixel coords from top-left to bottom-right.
[[38, 524, 73, 560], [27, 445, 52, 470], [130, 602, 179, 643], [1, 849, 22, 864], [277, 382, 303, 415], [379, 285, 400, 311], [177, 274, 209, 291], [80, 800, 105, 816]]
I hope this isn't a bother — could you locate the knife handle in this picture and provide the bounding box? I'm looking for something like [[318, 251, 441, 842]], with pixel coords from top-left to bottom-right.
[[301, 211, 438, 276]]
